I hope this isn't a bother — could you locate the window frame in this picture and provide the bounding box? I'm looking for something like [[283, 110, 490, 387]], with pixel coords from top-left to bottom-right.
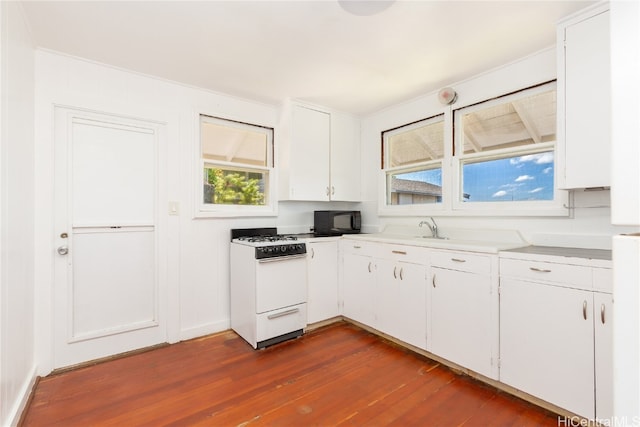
[[379, 81, 568, 217], [380, 114, 448, 214], [452, 81, 567, 215], [195, 113, 277, 218]]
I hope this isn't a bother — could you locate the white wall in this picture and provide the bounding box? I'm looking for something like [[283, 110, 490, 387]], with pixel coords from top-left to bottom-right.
[[360, 47, 639, 248], [33, 50, 360, 374], [0, 2, 36, 426]]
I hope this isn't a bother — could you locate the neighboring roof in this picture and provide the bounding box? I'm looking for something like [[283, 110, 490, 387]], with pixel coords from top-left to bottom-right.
[[391, 177, 442, 196], [391, 177, 470, 199]]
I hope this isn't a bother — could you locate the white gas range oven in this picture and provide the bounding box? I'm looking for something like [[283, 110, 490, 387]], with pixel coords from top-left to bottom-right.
[[230, 228, 308, 349]]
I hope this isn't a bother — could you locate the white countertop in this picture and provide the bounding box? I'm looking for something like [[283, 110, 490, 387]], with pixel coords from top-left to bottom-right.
[[341, 225, 529, 254]]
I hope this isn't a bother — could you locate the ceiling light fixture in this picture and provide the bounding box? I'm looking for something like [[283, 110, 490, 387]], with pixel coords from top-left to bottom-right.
[[338, 0, 395, 16]]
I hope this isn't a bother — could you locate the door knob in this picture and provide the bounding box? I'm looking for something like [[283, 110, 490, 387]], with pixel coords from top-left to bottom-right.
[[57, 246, 69, 255]]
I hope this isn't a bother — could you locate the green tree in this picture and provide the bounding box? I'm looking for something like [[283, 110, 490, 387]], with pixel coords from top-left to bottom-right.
[[205, 168, 264, 205]]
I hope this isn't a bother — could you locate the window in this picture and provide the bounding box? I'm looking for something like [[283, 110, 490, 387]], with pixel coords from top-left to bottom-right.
[[454, 83, 557, 208], [382, 115, 445, 207], [199, 115, 275, 216], [380, 81, 566, 216]]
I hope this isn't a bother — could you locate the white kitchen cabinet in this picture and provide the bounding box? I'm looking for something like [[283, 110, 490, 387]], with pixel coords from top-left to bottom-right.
[[500, 278, 595, 418], [279, 101, 360, 201], [429, 250, 497, 379], [307, 240, 339, 324], [375, 248, 427, 350], [499, 250, 613, 420], [557, 4, 611, 189], [341, 241, 376, 326], [594, 291, 613, 422]]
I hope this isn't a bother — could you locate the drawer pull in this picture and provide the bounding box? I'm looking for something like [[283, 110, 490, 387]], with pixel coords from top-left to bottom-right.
[[393, 266, 397, 279], [451, 258, 466, 263], [353, 245, 362, 249], [392, 250, 407, 255], [583, 300, 588, 320], [267, 308, 300, 320], [601, 304, 606, 324], [530, 267, 552, 273]]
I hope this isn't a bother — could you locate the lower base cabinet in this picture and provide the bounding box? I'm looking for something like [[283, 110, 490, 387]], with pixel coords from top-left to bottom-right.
[[499, 278, 595, 419], [376, 259, 427, 349], [342, 251, 376, 326], [430, 266, 496, 379], [307, 240, 339, 324]]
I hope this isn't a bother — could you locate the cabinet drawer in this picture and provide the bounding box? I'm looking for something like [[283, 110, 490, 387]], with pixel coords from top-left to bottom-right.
[[500, 258, 592, 290], [340, 239, 377, 257], [431, 250, 491, 275], [376, 243, 429, 265], [256, 303, 307, 343]]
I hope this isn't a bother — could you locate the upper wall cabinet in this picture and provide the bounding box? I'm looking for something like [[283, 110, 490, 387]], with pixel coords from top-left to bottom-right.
[[278, 101, 361, 201], [557, 4, 611, 189]]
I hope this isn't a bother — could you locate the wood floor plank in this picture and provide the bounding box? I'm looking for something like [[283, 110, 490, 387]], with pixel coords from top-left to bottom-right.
[[21, 322, 559, 427]]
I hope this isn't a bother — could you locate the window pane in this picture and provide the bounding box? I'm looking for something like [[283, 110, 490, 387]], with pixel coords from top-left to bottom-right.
[[387, 168, 442, 205], [460, 89, 556, 154], [201, 118, 268, 167], [387, 118, 444, 167], [461, 151, 554, 202], [203, 166, 267, 205]]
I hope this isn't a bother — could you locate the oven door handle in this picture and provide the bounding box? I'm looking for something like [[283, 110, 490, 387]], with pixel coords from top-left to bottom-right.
[[257, 254, 307, 263], [267, 307, 300, 320]]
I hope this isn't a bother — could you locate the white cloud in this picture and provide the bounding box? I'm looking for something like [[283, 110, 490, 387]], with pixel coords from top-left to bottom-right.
[[515, 175, 534, 182], [492, 190, 508, 198], [529, 187, 544, 193], [543, 167, 553, 174], [511, 152, 554, 165]]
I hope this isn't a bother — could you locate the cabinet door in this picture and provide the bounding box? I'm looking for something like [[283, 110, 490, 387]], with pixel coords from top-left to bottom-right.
[[342, 252, 375, 327], [594, 292, 613, 421], [560, 9, 610, 189], [307, 241, 339, 324], [376, 260, 427, 350], [289, 105, 331, 200], [330, 112, 360, 201], [500, 278, 595, 419], [430, 267, 494, 378]]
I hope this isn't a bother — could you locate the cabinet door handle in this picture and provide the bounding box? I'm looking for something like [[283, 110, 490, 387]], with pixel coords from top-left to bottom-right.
[[392, 250, 407, 255], [601, 303, 606, 324], [399, 268, 404, 281], [583, 300, 588, 320], [368, 262, 372, 273], [311, 248, 315, 259], [432, 274, 436, 288], [326, 186, 330, 196], [331, 186, 335, 195], [393, 266, 397, 279], [451, 258, 466, 263], [530, 267, 552, 273]]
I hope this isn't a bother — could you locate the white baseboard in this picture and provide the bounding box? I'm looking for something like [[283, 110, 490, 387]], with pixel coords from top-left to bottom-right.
[[179, 319, 230, 342], [6, 366, 38, 427]]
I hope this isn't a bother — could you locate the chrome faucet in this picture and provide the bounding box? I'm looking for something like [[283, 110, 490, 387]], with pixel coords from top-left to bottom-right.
[[418, 217, 439, 238]]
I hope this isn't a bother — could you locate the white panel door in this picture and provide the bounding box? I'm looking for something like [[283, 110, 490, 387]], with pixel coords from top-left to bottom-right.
[[54, 108, 166, 368]]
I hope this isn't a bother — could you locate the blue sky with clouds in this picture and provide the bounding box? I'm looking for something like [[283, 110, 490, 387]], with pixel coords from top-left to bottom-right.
[[396, 151, 554, 203]]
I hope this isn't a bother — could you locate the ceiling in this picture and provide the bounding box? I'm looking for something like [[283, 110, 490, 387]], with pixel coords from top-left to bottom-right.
[[21, 0, 594, 116]]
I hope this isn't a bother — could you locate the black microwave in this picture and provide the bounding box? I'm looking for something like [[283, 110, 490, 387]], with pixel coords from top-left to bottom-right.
[[313, 210, 361, 236]]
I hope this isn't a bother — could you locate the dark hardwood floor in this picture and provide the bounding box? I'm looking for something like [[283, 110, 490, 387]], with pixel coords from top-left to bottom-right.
[[21, 322, 559, 426]]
